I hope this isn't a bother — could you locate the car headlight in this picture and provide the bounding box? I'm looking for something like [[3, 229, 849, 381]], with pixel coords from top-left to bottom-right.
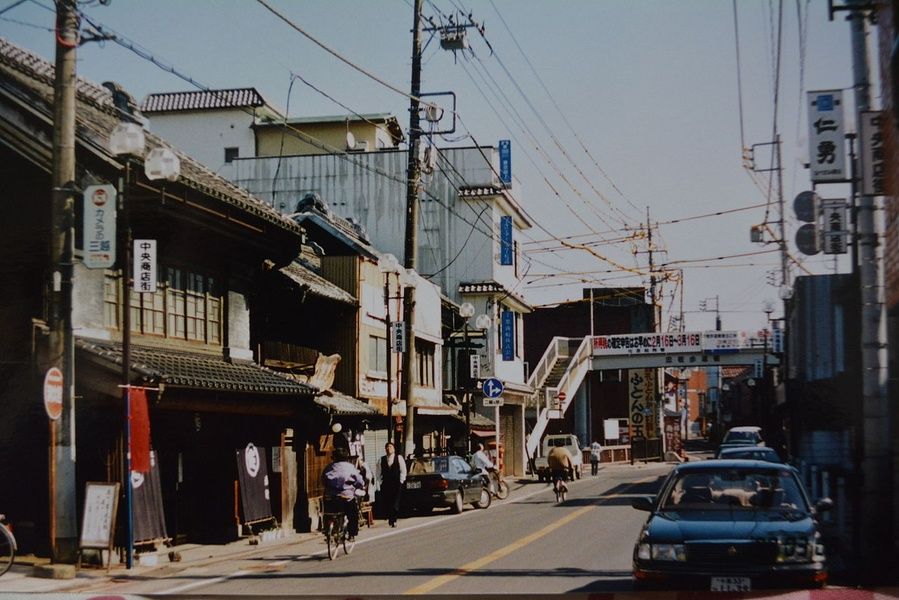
[[637, 543, 651, 560], [649, 543, 686, 561], [777, 536, 820, 563]]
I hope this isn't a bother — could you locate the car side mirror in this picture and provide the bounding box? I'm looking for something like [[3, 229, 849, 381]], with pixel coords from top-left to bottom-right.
[[631, 496, 654, 511], [814, 497, 834, 513]]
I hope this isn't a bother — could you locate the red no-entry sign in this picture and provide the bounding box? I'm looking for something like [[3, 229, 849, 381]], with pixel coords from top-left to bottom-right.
[[43, 367, 63, 421]]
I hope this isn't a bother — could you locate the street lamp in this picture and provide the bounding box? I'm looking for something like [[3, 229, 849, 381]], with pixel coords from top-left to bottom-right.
[[458, 303, 490, 455], [109, 121, 180, 570]]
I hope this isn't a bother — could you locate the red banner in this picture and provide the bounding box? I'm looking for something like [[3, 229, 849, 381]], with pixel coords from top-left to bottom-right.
[[129, 387, 151, 473]]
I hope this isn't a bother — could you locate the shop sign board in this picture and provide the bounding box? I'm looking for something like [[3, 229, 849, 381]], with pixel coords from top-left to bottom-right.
[[807, 90, 846, 182], [82, 184, 117, 269]]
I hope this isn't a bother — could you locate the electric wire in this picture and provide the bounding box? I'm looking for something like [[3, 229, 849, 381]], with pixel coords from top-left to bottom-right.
[[486, 0, 641, 218]]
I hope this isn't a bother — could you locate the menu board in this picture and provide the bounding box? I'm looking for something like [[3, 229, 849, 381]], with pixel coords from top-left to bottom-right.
[[80, 482, 120, 549]]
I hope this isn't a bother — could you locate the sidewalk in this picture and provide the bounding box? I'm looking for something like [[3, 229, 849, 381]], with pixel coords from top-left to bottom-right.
[[0, 475, 545, 595]]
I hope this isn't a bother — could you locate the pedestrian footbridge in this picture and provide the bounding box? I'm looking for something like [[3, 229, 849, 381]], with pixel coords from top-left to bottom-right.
[[524, 331, 779, 458]]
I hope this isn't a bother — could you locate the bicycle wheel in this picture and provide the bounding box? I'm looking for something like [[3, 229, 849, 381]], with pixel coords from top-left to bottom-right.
[[324, 518, 339, 560], [494, 477, 509, 500], [342, 517, 355, 555], [0, 524, 15, 576], [554, 484, 562, 504], [560, 488, 567, 502]]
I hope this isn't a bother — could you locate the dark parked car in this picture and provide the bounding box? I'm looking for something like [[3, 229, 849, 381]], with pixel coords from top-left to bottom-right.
[[401, 455, 491, 514], [631, 460, 831, 591], [716, 446, 782, 463], [715, 425, 765, 457]]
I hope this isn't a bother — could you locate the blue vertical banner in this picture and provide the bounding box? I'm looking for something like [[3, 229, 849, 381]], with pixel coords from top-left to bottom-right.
[[498, 139, 511, 185], [500, 215, 513, 265], [501, 310, 515, 361]]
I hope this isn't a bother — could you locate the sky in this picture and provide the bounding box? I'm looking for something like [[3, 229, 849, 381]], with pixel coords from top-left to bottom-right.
[[0, 0, 865, 333]]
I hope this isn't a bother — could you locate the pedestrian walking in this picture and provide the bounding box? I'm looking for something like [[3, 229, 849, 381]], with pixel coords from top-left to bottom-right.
[[379, 441, 406, 527], [590, 439, 603, 476]]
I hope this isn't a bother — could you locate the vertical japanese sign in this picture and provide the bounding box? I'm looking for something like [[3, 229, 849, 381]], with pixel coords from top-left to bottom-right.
[[82, 184, 116, 269], [807, 90, 845, 182], [498, 139, 511, 185], [628, 369, 649, 439], [501, 310, 514, 361], [860, 111, 885, 196], [391, 321, 406, 353], [499, 215, 513, 265], [818, 198, 848, 255], [133, 239, 157, 293]]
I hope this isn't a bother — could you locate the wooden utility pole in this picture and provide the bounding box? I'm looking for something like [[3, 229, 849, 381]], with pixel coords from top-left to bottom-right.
[[401, 0, 423, 455], [49, 0, 79, 563]]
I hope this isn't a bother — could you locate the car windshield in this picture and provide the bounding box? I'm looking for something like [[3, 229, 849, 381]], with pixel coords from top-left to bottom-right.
[[723, 430, 760, 444], [661, 468, 807, 511], [720, 448, 778, 461]]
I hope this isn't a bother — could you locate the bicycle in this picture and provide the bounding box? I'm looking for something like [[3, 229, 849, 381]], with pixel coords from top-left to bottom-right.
[[484, 468, 509, 500], [321, 500, 356, 560], [551, 470, 569, 504], [0, 514, 16, 577]]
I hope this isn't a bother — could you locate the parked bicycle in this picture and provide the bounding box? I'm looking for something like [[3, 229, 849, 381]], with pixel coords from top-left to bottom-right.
[[0, 514, 16, 577], [321, 500, 356, 560], [484, 467, 509, 500]]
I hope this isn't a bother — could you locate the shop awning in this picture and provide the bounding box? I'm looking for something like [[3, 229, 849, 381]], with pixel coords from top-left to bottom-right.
[[314, 390, 380, 416], [76, 338, 317, 395], [279, 261, 357, 305]]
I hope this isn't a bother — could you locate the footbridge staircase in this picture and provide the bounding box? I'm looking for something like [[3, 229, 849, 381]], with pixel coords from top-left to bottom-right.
[[525, 336, 592, 460]]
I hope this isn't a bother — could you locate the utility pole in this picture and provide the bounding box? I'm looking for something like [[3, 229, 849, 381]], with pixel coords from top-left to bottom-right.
[[48, 0, 79, 563], [402, 0, 423, 455], [843, 0, 889, 582]]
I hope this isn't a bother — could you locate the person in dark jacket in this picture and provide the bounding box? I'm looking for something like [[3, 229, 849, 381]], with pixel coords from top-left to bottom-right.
[[379, 442, 407, 527]]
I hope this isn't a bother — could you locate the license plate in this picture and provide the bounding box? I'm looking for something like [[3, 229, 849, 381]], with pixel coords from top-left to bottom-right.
[[406, 481, 421, 489], [710, 577, 751, 592]]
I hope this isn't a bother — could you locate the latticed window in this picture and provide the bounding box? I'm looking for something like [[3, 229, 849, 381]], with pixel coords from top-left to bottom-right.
[[415, 340, 435, 388], [105, 266, 222, 345]]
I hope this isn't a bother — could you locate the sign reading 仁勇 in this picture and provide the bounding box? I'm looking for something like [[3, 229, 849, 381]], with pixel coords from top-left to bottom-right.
[[807, 90, 846, 183]]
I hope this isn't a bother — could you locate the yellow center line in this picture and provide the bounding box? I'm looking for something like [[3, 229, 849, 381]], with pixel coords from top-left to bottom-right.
[[403, 474, 658, 595]]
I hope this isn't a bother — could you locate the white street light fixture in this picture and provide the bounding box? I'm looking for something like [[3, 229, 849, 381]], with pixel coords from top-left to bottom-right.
[[109, 122, 145, 157], [459, 302, 475, 318], [779, 285, 794, 300], [763, 299, 775, 315], [378, 253, 400, 274], [144, 147, 180, 181], [475, 314, 492, 330]]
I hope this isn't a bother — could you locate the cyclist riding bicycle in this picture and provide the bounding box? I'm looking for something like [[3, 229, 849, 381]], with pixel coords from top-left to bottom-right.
[[321, 447, 366, 541], [547, 444, 574, 495], [470, 441, 496, 495]]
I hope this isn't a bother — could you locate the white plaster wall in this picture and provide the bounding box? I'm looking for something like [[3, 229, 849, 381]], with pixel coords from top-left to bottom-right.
[[71, 263, 110, 340], [146, 109, 256, 175], [227, 290, 253, 360]]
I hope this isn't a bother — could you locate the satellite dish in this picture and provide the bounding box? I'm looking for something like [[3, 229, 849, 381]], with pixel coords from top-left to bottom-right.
[[793, 191, 819, 223], [345, 131, 356, 150], [795, 223, 820, 255]]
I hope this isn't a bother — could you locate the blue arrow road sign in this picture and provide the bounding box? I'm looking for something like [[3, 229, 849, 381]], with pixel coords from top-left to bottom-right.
[[482, 378, 504, 398]]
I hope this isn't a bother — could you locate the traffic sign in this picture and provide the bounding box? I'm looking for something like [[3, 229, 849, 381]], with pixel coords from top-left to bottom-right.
[[43, 366, 63, 421], [481, 377, 504, 398], [483, 397, 504, 407], [557, 391, 567, 403]]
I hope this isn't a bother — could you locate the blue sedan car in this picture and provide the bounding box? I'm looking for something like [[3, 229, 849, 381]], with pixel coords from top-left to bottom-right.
[[631, 460, 831, 591]]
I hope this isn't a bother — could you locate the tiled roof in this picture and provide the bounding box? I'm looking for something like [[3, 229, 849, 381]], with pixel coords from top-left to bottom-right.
[[0, 38, 302, 237], [141, 88, 267, 113], [76, 338, 316, 395], [313, 390, 380, 416], [280, 262, 357, 305]]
